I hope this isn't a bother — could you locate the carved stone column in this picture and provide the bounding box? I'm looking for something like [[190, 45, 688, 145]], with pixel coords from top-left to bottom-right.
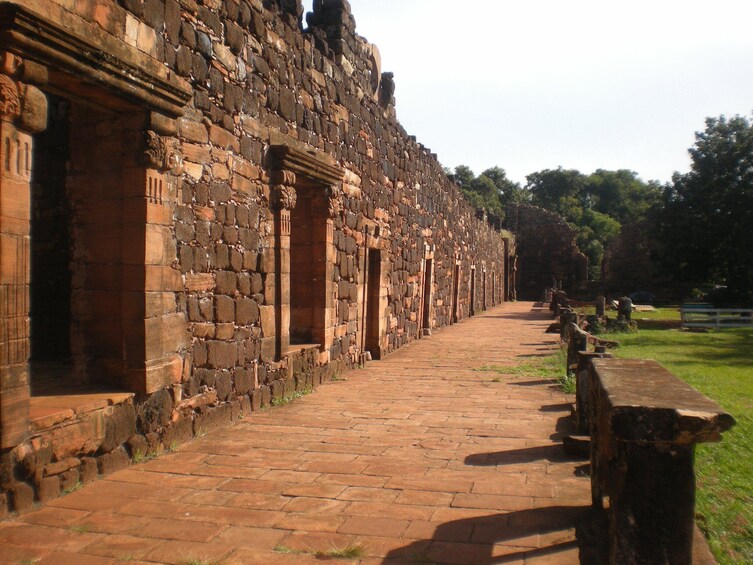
[[122, 127, 187, 394], [270, 171, 297, 360], [0, 54, 47, 449]]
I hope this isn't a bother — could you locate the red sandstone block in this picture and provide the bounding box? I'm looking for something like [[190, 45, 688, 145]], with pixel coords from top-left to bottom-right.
[[71, 511, 150, 536], [80, 534, 162, 560], [277, 513, 347, 533], [337, 486, 400, 503], [216, 525, 287, 549], [281, 530, 359, 553], [338, 515, 409, 537], [426, 541, 500, 565], [395, 489, 455, 507], [37, 476, 61, 502], [9, 482, 34, 513], [452, 493, 534, 512], [281, 483, 346, 499], [0, 542, 48, 564], [281, 496, 348, 515], [140, 517, 224, 542], [345, 501, 435, 521], [148, 541, 232, 565], [37, 550, 115, 565]]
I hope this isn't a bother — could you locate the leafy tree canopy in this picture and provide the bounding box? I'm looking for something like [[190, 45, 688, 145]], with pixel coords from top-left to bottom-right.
[[659, 114, 753, 303], [451, 165, 527, 224]]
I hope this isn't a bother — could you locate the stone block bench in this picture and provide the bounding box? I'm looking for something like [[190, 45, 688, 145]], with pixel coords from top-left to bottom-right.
[[589, 358, 735, 565]]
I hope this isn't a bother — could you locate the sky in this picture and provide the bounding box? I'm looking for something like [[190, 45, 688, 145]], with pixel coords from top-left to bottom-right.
[[303, 0, 753, 186]]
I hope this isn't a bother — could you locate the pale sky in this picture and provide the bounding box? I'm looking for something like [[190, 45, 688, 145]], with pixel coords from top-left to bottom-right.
[[304, 0, 753, 185]]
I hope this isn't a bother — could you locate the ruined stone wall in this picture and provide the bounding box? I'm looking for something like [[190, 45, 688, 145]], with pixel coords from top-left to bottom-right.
[[507, 203, 587, 299], [0, 0, 512, 512]]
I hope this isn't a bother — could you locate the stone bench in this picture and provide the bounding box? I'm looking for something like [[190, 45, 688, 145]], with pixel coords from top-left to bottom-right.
[[589, 358, 735, 565]]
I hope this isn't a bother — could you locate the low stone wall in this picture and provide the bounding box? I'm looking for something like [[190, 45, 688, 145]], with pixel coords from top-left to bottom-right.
[[587, 358, 734, 564]]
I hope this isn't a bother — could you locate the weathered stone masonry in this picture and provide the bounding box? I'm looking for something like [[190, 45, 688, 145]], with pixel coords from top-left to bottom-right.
[[0, 0, 515, 512]]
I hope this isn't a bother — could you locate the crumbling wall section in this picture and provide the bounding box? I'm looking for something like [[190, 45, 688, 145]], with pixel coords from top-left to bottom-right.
[[507, 203, 587, 299]]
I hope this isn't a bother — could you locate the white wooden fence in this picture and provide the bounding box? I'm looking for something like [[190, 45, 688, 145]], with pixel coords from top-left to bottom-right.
[[681, 308, 753, 329]]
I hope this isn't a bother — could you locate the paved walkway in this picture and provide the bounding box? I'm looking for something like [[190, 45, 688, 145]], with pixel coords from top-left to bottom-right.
[[0, 302, 590, 565]]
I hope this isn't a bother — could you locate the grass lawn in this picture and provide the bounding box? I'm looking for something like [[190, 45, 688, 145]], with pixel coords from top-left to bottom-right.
[[576, 305, 682, 321], [612, 328, 753, 564]]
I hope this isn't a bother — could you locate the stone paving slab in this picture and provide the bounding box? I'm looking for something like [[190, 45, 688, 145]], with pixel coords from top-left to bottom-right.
[[0, 302, 590, 564]]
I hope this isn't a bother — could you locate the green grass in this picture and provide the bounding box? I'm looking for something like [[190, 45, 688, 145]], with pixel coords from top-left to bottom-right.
[[274, 542, 365, 559], [612, 328, 753, 564], [270, 387, 314, 407], [577, 305, 682, 321], [314, 543, 365, 559], [476, 347, 571, 392]]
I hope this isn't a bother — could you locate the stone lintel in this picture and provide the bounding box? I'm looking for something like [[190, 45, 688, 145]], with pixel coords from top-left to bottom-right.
[[591, 358, 735, 445], [0, 3, 191, 117], [267, 132, 344, 187]]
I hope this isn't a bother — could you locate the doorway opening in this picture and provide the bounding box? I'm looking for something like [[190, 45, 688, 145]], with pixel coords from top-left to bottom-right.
[[289, 187, 328, 347], [482, 270, 487, 311], [29, 96, 144, 396], [364, 248, 381, 359], [30, 94, 72, 384], [470, 267, 476, 317], [421, 258, 432, 336], [451, 263, 460, 324]]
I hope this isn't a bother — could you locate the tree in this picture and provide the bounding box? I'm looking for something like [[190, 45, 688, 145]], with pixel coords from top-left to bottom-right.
[[586, 169, 661, 225], [660, 115, 753, 303], [526, 168, 587, 223], [452, 165, 524, 224], [452, 165, 475, 188], [481, 167, 528, 208]]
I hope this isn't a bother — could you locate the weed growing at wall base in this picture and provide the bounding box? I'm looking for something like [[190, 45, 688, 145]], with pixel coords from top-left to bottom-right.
[[270, 387, 314, 407]]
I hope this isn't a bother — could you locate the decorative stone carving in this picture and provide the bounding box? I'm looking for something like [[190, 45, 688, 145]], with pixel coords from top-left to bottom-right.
[[1, 52, 21, 76], [0, 74, 20, 119], [144, 130, 183, 173], [18, 84, 47, 133], [326, 184, 342, 218], [271, 184, 297, 210], [270, 169, 296, 186]]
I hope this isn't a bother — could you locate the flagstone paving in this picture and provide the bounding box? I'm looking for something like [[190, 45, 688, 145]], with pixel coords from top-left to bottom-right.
[[0, 302, 590, 564]]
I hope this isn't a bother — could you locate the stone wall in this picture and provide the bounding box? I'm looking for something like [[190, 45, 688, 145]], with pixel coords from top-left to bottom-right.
[[0, 0, 514, 512], [506, 203, 586, 299]]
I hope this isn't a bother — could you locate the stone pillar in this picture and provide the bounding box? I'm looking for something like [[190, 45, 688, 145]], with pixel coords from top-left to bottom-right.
[[596, 296, 606, 317], [617, 296, 632, 322], [320, 184, 340, 354], [574, 351, 613, 434], [270, 173, 297, 360], [123, 127, 187, 394], [0, 56, 47, 449], [590, 358, 735, 565]]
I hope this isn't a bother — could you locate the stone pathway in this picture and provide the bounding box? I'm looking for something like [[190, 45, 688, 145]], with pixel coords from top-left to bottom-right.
[[0, 302, 590, 565]]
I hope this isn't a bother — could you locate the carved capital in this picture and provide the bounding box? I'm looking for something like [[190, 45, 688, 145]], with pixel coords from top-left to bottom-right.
[[271, 184, 297, 210], [326, 184, 342, 218], [144, 130, 183, 173], [1, 52, 21, 76], [269, 169, 296, 186], [0, 74, 20, 120]]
